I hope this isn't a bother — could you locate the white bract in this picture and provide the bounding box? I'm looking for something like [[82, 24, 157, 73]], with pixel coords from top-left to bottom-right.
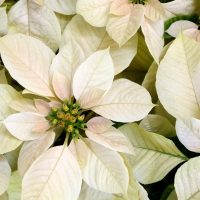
[[8, 0, 61, 51], [175, 156, 200, 200], [0, 33, 154, 199], [157, 34, 200, 154], [166, 20, 200, 42], [61, 15, 138, 75], [119, 123, 187, 184]]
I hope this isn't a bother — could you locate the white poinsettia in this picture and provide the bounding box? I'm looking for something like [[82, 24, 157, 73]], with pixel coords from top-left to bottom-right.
[[0, 33, 154, 199], [76, 0, 173, 62]]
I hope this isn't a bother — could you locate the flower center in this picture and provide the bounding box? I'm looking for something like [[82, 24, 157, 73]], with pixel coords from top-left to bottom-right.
[[129, 0, 147, 4], [46, 99, 86, 139]]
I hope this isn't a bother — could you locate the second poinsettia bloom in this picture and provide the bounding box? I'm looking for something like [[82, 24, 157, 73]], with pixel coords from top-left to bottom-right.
[[76, 0, 195, 62]]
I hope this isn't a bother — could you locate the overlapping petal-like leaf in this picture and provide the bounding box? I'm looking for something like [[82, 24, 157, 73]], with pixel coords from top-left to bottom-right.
[[73, 139, 129, 194], [175, 156, 200, 200], [61, 15, 138, 74], [8, 0, 61, 51], [156, 34, 200, 120], [22, 146, 82, 200], [92, 79, 154, 122], [119, 123, 187, 184], [0, 34, 55, 97], [18, 131, 55, 176]]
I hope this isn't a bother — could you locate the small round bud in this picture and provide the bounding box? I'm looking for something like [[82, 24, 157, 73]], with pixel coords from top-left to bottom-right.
[[67, 125, 74, 133], [78, 115, 85, 121], [59, 121, 65, 128], [72, 132, 76, 138], [57, 111, 65, 119], [62, 104, 69, 112], [51, 107, 58, 112], [72, 103, 79, 108], [71, 108, 78, 115], [52, 119, 58, 125], [69, 116, 76, 123], [80, 123, 85, 128], [64, 113, 71, 120]]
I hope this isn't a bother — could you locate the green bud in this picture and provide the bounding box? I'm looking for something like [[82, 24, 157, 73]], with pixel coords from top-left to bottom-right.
[[74, 129, 79, 135], [78, 115, 85, 121], [51, 107, 58, 112], [57, 111, 65, 119], [67, 125, 74, 133], [62, 104, 69, 112], [59, 121, 65, 128], [69, 116, 76, 123], [71, 108, 78, 115], [52, 119, 58, 125], [80, 123, 85, 128]]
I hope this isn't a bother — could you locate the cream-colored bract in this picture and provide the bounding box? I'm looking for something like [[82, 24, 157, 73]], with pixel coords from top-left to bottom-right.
[[156, 34, 200, 120], [72, 139, 129, 194], [0, 85, 22, 154], [18, 131, 55, 176], [0, 34, 55, 97], [22, 146, 82, 200], [175, 156, 200, 200], [119, 123, 187, 184], [45, 0, 76, 15], [163, 0, 195, 16], [176, 118, 200, 153], [106, 3, 144, 47], [72, 48, 114, 108], [86, 117, 134, 154], [141, 18, 164, 63], [166, 20, 198, 38], [76, 0, 113, 27], [92, 79, 154, 122], [61, 15, 138, 74], [8, 0, 61, 51]]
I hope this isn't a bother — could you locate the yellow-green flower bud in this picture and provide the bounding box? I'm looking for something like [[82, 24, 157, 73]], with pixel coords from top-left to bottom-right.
[[52, 119, 58, 125], [67, 125, 74, 133], [80, 123, 85, 128], [69, 116, 76, 123], [62, 104, 69, 112], [51, 107, 58, 112], [71, 108, 78, 115], [59, 121, 65, 128], [74, 129, 79, 135], [57, 111, 65, 119], [78, 115, 85, 121]]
